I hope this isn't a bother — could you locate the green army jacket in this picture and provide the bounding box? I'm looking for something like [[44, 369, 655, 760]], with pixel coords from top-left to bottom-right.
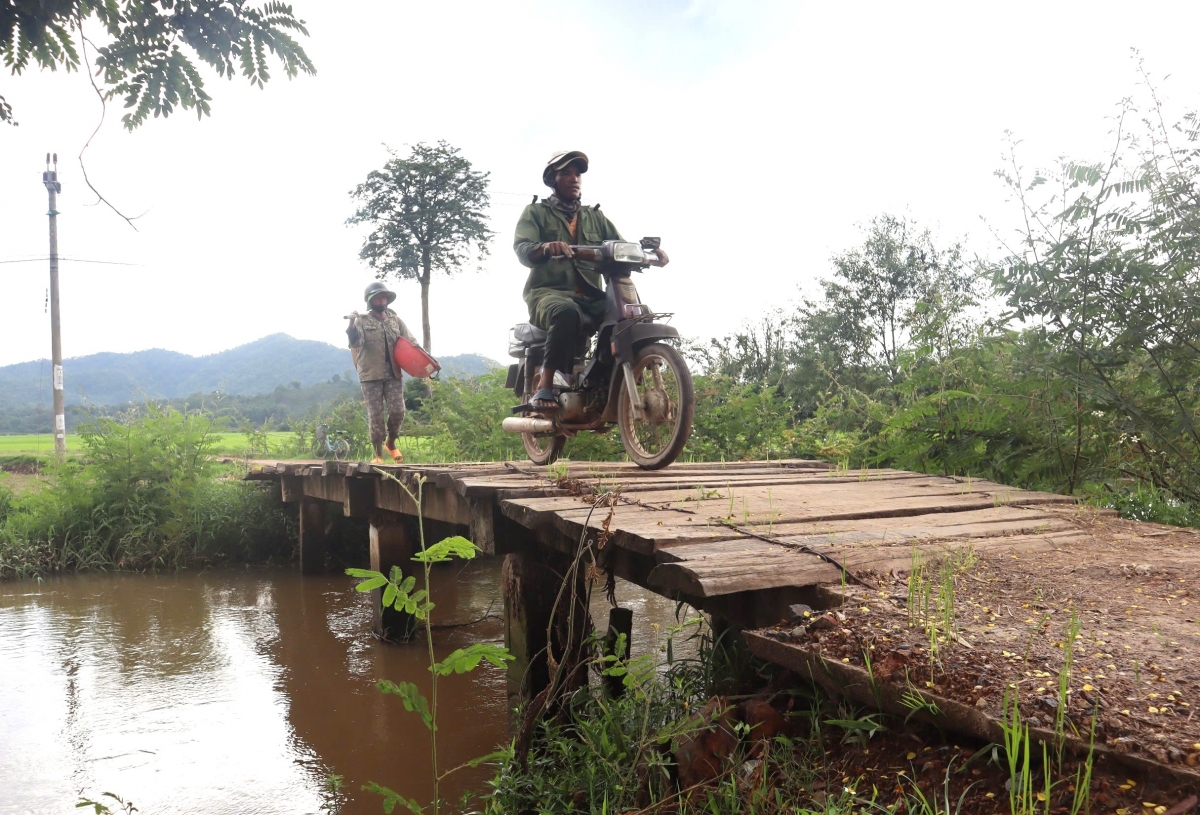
[[347, 308, 418, 382], [514, 200, 623, 310]]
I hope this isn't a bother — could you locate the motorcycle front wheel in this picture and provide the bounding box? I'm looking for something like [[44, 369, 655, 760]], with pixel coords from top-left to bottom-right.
[[617, 342, 694, 470]]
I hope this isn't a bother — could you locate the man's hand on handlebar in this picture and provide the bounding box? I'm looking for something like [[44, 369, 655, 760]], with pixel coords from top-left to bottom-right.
[[538, 241, 573, 260], [655, 248, 670, 266]]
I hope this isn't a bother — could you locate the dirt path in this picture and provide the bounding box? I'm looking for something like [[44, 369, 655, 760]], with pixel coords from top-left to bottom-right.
[[751, 507, 1200, 807]]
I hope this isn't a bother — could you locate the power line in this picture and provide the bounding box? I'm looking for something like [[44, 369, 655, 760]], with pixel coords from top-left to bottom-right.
[[0, 257, 141, 266]]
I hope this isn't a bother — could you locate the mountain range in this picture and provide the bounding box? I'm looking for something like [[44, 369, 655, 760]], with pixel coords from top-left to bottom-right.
[[0, 334, 499, 408]]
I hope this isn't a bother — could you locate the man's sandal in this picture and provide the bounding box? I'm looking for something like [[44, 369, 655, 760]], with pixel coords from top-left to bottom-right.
[[384, 444, 404, 463], [530, 388, 559, 410], [370, 457, 384, 465]]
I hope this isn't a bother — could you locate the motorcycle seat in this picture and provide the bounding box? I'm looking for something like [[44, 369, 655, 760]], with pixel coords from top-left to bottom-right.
[[511, 322, 547, 344]]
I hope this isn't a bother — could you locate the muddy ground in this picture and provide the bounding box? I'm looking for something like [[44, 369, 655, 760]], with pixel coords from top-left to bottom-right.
[[756, 507, 1200, 812]]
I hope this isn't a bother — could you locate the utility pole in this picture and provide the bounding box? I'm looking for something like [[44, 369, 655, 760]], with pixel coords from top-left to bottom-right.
[[43, 153, 65, 459]]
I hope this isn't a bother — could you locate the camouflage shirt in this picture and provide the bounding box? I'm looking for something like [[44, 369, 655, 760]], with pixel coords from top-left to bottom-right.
[[347, 308, 418, 382]]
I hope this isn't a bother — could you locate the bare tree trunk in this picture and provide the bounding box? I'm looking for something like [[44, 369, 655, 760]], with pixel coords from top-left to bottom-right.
[[420, 264, 432, 353], [419, 255, 433, 399]]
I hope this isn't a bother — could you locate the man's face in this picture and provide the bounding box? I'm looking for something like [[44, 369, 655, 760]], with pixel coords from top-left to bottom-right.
[[370, 294, 389, 310], [553, 162, 583, 200]]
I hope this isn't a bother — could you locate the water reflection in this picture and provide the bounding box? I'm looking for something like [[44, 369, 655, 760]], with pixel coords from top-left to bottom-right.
[[0, 560, 691, 814], [0, 563, 506, 814]]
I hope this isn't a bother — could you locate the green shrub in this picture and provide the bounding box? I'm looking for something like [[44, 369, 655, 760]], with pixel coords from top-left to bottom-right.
[[0, 404, 295, 580]]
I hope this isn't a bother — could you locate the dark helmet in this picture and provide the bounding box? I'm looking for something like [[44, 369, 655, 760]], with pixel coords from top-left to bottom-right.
[[364, 281, 397, 305], [542, 150, 588, 188]]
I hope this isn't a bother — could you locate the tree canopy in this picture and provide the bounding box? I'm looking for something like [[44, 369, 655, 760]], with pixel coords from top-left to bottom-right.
[[348, 141, 493, 354], [1, 0, 315, 128]]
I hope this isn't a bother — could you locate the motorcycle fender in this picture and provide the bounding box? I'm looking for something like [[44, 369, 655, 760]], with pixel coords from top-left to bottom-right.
[[511, 362, 526, 397], [505, 363, 519, 391], [612, 321, 681, 362], [630, 322, 680, 347]]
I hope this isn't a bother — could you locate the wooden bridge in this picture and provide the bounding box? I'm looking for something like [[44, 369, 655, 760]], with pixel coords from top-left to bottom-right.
[[246, 457, 1200, 786]]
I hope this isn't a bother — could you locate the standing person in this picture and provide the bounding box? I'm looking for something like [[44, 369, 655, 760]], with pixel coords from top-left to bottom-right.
[[347, 281, 419, 464], [513, 150, 668, 409]]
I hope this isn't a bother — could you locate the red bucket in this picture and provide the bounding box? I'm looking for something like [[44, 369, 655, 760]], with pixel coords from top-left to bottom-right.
[[393, 336, 441, 378]]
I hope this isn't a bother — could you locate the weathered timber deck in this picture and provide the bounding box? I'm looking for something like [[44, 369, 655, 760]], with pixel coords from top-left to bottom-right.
[[244, 458, 1200, 784], [246, 458, 1080, 621]]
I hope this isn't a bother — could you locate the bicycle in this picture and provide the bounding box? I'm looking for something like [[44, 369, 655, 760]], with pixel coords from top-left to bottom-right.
[[311, 423, 351, 460]]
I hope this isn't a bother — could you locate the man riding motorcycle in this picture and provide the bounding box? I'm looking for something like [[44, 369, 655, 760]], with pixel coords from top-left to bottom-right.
[[513, 150, 669, 410]]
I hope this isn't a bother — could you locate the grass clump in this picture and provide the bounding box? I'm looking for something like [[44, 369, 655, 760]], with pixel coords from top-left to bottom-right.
[[0, 404, 295, 580]]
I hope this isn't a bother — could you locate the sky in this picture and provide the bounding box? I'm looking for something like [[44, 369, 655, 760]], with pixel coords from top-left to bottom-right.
[[3, 0, 1200, 368]]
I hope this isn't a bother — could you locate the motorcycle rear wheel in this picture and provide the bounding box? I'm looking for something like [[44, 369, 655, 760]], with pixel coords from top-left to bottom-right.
[[617, 342, 694, 470], [521, 377, 566, 465]]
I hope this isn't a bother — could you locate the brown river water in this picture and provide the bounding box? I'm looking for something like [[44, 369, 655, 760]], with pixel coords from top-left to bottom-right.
[[0, 559, 685, 814]]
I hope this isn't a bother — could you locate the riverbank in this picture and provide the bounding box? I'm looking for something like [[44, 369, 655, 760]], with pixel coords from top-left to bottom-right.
[[482, 602, 1199, 815], [0, 408, 299, 581]]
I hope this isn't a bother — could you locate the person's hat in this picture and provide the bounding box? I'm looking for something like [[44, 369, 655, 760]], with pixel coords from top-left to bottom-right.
[[542, 150, 589, 187], [364, 280, 397, 304]]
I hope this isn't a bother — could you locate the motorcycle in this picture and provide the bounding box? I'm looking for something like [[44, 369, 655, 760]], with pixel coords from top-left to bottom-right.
[[501, 237, 694, 470]]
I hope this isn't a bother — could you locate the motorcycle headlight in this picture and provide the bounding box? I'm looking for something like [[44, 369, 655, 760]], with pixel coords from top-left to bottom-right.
[[610, 241, 645, 264]]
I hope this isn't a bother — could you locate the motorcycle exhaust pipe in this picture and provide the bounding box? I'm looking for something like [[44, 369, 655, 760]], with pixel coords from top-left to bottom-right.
[[502, 416, 556, 434]]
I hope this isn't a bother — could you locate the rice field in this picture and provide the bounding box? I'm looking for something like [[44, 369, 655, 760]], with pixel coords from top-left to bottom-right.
[[0, 431, 436, 461]]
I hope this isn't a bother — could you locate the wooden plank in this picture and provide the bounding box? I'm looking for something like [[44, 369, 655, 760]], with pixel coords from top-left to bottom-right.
[[501, 492, 1084, 559], [280, 475, 303, 503], [619, 477, 1077, 527], [656, 506, 1082, 558], [742, 630, 1199, 786], [343, 476, 375, 518], [302, 472, 346, 504], [648, 531, 1085, 598], [373, 476, 472, 526]]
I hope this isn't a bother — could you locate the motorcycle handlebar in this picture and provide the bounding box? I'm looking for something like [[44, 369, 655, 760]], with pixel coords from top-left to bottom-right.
[[550, 246, 666, 266]]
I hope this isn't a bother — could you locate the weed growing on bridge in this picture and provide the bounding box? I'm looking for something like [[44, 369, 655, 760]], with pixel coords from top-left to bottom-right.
[[346, 471, 513, 815]]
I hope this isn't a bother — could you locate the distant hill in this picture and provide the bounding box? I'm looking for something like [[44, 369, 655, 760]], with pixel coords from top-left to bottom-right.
[[0, 334, 500, 408]]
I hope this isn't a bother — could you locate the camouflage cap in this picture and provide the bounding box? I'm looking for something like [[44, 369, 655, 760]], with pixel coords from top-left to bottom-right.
[[542, 150, 588, 187]]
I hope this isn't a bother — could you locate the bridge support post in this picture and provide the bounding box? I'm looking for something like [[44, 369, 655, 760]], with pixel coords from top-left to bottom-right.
[[370, 512, 417, 641], [502, 549, 592, 728], [299, 497, 327, 575], [502, 551, 550, 723], [603, 607, 634, 699]]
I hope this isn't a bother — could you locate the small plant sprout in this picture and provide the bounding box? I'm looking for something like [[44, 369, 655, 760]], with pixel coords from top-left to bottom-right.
[[1055, 609, 1081, 745], [347, 471, 514, 815], [1000, 686, 1035, 815]]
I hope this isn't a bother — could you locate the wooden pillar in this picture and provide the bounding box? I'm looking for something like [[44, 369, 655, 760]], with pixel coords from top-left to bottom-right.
[[370, 512, 416, 641], [299, 498, 327, 575], [502, 551, 553, 723], [502, 549, 592, 726], [603, 607, 634, 699], [708, 613, 755, 695]]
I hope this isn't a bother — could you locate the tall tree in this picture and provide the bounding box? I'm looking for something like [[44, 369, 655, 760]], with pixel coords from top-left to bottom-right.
[[1, 0, 315, 128], [814, 214, 975, 386], [347, 141, 493, 354]]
